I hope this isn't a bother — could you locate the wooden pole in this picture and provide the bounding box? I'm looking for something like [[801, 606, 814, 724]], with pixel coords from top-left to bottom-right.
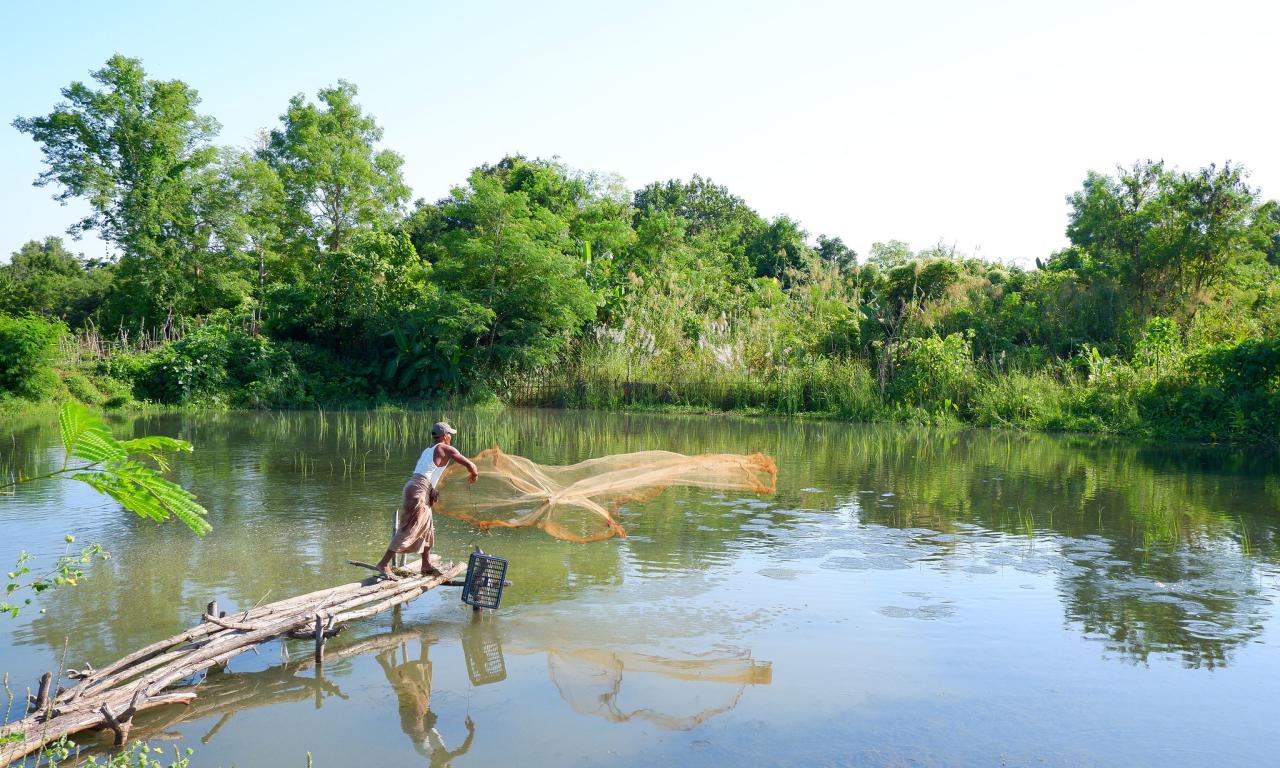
[[313, 614, 325, 665], [392, 505, 405, 568], [29, 672, 52, 715]]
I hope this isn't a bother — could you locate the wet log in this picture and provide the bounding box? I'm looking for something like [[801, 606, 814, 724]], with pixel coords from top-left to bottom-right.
[[0, 559, 464, 765]]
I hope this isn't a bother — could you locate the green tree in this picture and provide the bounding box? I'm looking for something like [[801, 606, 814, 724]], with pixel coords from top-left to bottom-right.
[[1263, 202, 1280, 267], [262, 81, 410, 255], [0, 313, 65, 399], [266, 230, 427, 348], [815, 234, 857, 271], [434, 173, 597, 378], [1165, 163, 1269, 300], [1062, 160, 1269, 324], [0, 238, 112, 326], [13, 55, 222, 324], [629, 176, 766, 280], [473, 156, 635, 318], [748, 214, 813, 280], [223, 150, 287, 333]]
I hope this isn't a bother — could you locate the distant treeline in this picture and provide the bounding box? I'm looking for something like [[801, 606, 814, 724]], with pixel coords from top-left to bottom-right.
[[2, 55, 1278, 442]]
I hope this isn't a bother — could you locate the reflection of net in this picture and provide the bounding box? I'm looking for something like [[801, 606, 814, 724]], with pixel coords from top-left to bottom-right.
[[545, 647, 772, 731], [435, 449, 778, 542]]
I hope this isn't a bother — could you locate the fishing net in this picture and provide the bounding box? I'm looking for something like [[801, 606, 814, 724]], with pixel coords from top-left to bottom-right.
[[433, 448, 778, 542]]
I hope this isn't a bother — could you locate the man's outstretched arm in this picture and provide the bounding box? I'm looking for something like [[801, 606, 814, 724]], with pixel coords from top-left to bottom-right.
[[442, 444, 479, 482]]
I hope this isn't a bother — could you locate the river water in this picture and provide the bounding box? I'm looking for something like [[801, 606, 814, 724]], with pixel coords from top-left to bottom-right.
[[1, 409, 1278, 767]]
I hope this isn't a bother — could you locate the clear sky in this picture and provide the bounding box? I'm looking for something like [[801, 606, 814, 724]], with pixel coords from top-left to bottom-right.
[[2, 0, 1277, 266]]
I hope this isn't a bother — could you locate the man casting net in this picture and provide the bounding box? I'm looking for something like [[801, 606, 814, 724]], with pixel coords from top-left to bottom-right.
[[433, 448, 777, 542]]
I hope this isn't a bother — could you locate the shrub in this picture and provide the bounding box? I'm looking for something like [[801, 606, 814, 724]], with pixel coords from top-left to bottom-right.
[[1074, 352, 1143, 433], [282, 340, 374, 405], [139, 324, 303, 407], [62, 370, 103, 404], [96, 351, 153, 395], [1140, 338, 1280, 443], [972, 370, 1072, 430], [889, 332, 978, 414], [0, 313, 66, 399], [773, 357, 879, 418]]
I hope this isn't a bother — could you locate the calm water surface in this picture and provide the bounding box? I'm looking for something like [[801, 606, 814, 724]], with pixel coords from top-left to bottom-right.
[[2, 409, 1278, 767]]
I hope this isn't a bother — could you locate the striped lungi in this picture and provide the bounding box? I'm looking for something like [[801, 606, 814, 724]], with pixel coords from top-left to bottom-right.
[[388, 473, 434, 553]]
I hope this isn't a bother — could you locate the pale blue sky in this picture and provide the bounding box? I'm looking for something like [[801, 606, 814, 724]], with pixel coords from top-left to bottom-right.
[[2, 0, 1277, 265]]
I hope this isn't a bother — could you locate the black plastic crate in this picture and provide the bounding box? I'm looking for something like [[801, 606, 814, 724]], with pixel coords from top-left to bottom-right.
[[462, 550, 508, 609]]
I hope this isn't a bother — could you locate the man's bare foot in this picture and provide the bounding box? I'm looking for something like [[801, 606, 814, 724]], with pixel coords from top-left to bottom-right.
[[420, 565, 444, 578], [377, 568, 399, 580]]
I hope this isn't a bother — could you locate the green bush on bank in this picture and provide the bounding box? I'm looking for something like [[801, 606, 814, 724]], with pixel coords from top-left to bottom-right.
[[972, 369, 1075, 431], [85, 326, 386, 408], [888, 332, 979, 416], [1140, 338, 1280, 443], [0, 313, 66, 400], [138, 324, 304, 407]]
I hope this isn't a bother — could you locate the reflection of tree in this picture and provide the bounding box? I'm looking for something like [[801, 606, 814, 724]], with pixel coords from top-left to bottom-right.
[[822, 427, 1276, 668], [6, 408, 1278, 678], [1059, 546, 1264, 669]]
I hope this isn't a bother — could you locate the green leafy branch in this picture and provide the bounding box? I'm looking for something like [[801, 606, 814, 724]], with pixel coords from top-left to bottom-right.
[[39, 736, 192, 767], [1, 536, 109, 618], [0, 403, 211, 536], [1, 403, 210, 618]]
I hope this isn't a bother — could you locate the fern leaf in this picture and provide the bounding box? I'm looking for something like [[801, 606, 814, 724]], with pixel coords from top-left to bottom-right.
[[120, 436, 194, 455], [57, 402, 88, 455], [73, 428, 127, 464], [120, 436, 192, 473], [59, 402, 126, 464], [72, 462, 211, 536]]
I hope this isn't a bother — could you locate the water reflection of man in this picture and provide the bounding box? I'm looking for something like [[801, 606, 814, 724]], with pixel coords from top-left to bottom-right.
[[375, 639, 476, 767]]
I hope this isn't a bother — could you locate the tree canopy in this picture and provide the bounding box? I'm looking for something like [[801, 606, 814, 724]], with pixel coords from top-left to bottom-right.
[[8, 55, 1279, 442]]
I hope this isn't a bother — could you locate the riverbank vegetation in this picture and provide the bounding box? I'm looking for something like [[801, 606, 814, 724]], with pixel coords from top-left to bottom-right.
[[3, 55, 1278, 442]]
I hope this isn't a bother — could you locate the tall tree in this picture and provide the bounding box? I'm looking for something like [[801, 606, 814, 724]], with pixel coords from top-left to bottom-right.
[[223, 150, 286, 333], [749, 214, 813, 280], [1063, 160, 1269, 320], [433, 173, 596, 375], [1165, 163, 1265, 298], [0, 237, 112, 325], [14, 55, 222, 323], [262, 81, 410, 255], [816, 234, 857, 271], [630, 176, 766, 280]]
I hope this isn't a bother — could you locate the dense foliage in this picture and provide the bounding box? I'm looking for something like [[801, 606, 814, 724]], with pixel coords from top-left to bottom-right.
[[0, 313, 65, 399], [6, 56, 1279, 442]]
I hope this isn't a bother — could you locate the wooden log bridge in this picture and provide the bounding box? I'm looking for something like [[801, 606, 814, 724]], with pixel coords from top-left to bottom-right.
[[0, 558, 465, 765]]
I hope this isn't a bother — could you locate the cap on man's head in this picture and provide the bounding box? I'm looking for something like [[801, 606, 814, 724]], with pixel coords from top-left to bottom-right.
[[431, 421, 457, 438]]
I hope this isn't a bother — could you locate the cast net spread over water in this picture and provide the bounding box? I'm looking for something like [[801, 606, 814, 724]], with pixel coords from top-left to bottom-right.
[[434, 448, 777, 542]]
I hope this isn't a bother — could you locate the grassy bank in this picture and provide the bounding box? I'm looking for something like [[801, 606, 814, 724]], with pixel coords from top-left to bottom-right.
[[2, 307, 1276, 445], [504, 339, 1280, 445]]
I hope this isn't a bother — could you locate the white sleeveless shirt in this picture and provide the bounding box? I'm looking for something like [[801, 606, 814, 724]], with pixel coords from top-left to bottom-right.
[[412, 443, 452, 486]]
